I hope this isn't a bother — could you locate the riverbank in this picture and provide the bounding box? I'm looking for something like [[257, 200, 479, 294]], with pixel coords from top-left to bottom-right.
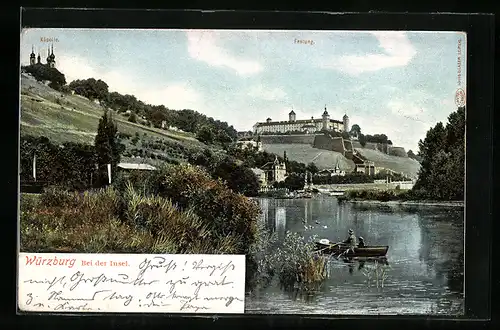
[[345, 199, 464, 207], [337, 189, 464, 207]]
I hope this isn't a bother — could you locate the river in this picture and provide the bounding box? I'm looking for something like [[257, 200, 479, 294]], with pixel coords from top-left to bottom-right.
[[245, 195, 465, 316]]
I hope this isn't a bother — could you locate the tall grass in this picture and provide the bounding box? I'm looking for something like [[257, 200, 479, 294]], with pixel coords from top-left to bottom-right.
[[20, 184, 244, 254], [247, 228, 329, 293]]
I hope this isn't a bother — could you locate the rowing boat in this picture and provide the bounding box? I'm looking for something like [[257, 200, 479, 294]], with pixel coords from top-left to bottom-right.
[[314, 241, 389, 257]]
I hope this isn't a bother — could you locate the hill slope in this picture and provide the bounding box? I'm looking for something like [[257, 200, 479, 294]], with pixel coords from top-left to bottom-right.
[[20, 74, 210, 164], [262, 144, 355, 171], [20, 74, 202, 147], [262, 143, 421, 178]]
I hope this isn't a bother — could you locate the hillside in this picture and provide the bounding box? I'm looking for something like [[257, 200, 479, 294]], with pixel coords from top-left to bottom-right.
[[262, 143, 355, 171], [262, 143, 421, 178], [355, 148, 420, 178], [20, 74, 209, 164]]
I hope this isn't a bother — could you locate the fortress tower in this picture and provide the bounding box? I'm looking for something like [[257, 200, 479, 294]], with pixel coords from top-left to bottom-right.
[[322, 105, 330, 131], [289, 109, 296, 122], [29, 46, 36, 65], [343, 113, 350, 133]]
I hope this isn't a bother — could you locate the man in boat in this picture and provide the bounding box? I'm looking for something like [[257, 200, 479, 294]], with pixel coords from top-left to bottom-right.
[[343, 229, 357, 254], [358, 236, 365, 248]]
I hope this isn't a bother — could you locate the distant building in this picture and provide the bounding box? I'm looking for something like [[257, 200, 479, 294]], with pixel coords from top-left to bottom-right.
[[317, 163, 346, 177], [260, 156, 287, 185], [253, 106, 348, 135], [352, 153, 376, 175], [235, 139, 263, 152], [117, 163, 157, 171]]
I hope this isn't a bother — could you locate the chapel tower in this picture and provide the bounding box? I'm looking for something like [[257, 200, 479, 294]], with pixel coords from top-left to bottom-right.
[[29, 46, 36, 65], [46, 44, 56, 68]]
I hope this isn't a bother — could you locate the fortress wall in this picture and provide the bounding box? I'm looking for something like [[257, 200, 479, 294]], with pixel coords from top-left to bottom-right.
[[388, 146, 408, 157], [343, 140, 354, 159], [330, 137, 346, 154], [312, 134, 334, 151], [260, 135, 315, 145], [344, 140, 353, 152]]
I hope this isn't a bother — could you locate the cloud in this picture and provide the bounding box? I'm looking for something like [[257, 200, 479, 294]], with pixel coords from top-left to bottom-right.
[[247, 85, 286, 101], [323, 32, 417, 76], [388, 100, 425, 118], [140, 84, 201, 110], [58, 53, 202, 110], [186, 30, 263, 75], [57, 54, 137, 94]]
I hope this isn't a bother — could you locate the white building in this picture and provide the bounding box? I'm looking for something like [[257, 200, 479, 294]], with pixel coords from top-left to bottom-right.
[[253, 107, 349, 135], [235, 139, 263, 152]]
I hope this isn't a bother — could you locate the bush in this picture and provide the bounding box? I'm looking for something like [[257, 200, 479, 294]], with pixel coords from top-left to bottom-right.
[[20, 181, 252, 255]]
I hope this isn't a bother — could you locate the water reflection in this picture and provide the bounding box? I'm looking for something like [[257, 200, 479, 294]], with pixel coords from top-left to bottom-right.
[[247, 196, 465, 315]]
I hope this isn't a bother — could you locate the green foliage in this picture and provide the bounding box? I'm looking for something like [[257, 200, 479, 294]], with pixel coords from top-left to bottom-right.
[[128, 113, 138, 123], [196, 125, 216, 144], [94, 110, 124, 186], [22, 64, 66, 91], [413, 107, 465, 200], [114, 164, 261, 254], [275, 173, 304, 191], [350, 124, 361, 136], [248, 230, 327, 291], [68, 78, 109, 101], [20, 135, 97, 190], [306, 162, 319, 174], [20, 185, 242, 254]]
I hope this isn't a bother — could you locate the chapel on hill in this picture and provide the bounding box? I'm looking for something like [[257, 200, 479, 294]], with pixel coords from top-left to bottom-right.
[[29, 44, 56, 68]]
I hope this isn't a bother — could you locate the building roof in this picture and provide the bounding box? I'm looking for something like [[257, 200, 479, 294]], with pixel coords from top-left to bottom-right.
[[289, 110, 296, 115], [118, 163, 157, 171], [256, 118, 343, 127]]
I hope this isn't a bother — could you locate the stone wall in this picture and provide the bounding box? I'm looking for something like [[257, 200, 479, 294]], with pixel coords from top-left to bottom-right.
[[312, 134, 334, 151], [259, 134, 315, 144]]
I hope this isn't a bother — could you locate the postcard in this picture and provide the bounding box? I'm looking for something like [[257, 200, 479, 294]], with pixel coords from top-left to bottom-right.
[[18, 28, 466, 316]]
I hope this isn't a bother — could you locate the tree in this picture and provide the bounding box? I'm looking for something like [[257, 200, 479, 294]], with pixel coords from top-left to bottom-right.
[[358, 134, 367, 147], [306, 162, 319, 174], [196, 125, 215, 144], [350, 124, 361, 137], [94, 110, 122, 186], [128, 113, 138, 123], [68, 78, 109, 101], [22, 65, 67, 91], [412, 107, 464, 200]]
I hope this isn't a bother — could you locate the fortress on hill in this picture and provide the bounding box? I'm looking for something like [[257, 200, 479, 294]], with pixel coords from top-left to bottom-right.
[[238, 106, 417, 179], [253, 107, 349, 135]]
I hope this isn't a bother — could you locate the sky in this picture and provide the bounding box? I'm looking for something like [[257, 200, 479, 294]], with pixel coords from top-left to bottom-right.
[[20, 29, 466, 152]]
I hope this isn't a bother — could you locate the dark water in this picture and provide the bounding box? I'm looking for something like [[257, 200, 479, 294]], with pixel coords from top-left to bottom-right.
[[245, 196, 464, 315]]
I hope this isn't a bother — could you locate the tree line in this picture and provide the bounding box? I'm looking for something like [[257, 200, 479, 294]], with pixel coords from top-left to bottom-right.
[[412, 106, 465, 200], [68, 79, 238, 145]]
